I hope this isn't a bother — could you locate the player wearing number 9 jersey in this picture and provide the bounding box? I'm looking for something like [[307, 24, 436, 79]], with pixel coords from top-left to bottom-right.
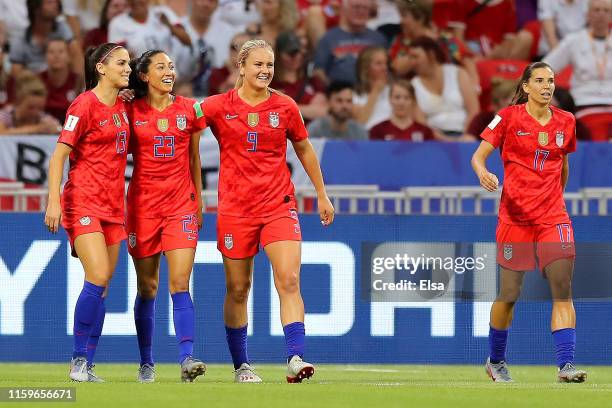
[[126, 50, 207, 383], [44, 43, 131, 382], [199, 39, 335, 383], [472, 62, 586, 383]]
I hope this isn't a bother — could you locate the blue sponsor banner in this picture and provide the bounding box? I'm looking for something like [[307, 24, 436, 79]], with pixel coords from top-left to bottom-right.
[[0, 214, 611, 364]]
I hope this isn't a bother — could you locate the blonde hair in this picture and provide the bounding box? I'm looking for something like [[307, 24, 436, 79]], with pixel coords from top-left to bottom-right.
[[278, 0, 299, 31], [234, 39, 274, 89], [15, 71, 48, 103], [355, 46, 388, 94]]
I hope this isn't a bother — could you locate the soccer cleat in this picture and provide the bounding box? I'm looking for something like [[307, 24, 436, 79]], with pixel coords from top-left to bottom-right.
[[286, 355, 315, 383], [138, 363, 156, 383], [180, 357, 206, 383], [87, 365, 105, 382], [485, 357, 513, 382], [69, 357, 89, 382], [558, 363, 587, 383], [234, 363, 262, 383]]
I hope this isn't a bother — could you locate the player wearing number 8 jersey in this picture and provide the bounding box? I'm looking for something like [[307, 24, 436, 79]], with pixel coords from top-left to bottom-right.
[[472, 62, 586, 383], [200, 39, 335, 383], [126, 50, 207, 383], [44, 43, 131, 382]]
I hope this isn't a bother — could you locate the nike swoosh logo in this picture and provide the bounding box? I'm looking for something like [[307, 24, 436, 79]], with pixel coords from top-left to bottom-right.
[[99, 120, 108, 126], [225, 114, 238, 120], [135, 121, 148, 126], [517, 131, 530, 136]]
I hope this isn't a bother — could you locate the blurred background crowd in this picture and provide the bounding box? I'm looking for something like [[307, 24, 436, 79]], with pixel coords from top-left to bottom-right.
[[0, 0, 611, 141]]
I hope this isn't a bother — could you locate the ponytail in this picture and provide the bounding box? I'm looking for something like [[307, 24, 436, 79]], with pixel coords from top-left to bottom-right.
[[84, 43, 125, 90]]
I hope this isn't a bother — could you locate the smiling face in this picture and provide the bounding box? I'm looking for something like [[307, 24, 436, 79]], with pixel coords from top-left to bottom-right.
[[142, 52, 176, 94], [240, 47, 275, 92], [97, 47, 132, 89], [523, 67, 555, 105]]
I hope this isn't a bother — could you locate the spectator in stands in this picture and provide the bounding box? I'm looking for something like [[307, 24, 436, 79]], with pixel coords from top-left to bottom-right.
[[82, 0, 129, 50], [39, 38, 83, 123], [506, 0, 589, 60], [208, 31, 251, 95], [174, 0, 237, 97], [63, 0, 106, 41], [246, 0, 299, 47], [108, 0, 190, 60], [307, 80, 368, 139], [0, 71, 61, 135], [466, 78, 516, 139], [370, 79, 434, 141], [302, 0, 341, 47], [0, 21, 9, 109], [10, 0, 83, 76], [213, 0, 260, 33], [544, 0, 612, 110], [353, 46, 391, 130], [0, 0, 28, 46], [163, 0, 190, 17], [271, 31, 327, 122], [390, 0, 477, 85], [409, 36, 479, 139], [313, 0, 387, 85], [448, 0, 518, 58]]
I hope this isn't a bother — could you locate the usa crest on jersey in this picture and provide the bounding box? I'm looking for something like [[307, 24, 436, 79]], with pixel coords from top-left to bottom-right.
[[176, 114, 187, 130], [224, 233, 234, 249], [556, 130, 564, 147], [503, 244, 513, 260], [112, 113, 121, 128], [269, 112, 279, 128]]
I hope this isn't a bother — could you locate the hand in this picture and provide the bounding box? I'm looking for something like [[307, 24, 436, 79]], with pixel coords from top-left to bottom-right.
[[158, 13, 171, 27], [119, 89, 135, 102], [39, 116, 62, 134], [45, 199, 62, 233], [318, 193, 335, 226], [370, 79, 386, 96], [478, 171, 499, 192]]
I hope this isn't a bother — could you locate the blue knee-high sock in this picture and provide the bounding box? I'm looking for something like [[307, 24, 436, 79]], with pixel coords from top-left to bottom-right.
[[553, 328, 576, 368], [225, 325, 248, 369], [171, 292, 194, 364], [73, 281, 105, 359], [489, 326, 509, 364], [283, 322, 305, 362], [134, 295, 156, 366], [86, 298, 106, 366]]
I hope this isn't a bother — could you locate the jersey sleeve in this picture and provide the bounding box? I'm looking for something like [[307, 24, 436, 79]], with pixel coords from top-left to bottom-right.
[[479, 108, 510, 148], [58, 99, 89, 147], [286, 98, 308, 142], [190, 98, 207, 132]]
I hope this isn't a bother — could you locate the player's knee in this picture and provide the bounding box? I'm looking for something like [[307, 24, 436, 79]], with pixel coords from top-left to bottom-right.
[[275, 270, 299, 296], [168, 277, 189, 294], [497, 286, 522, 303], [137, 279, 158, 299], [226, 280, 251, 304]]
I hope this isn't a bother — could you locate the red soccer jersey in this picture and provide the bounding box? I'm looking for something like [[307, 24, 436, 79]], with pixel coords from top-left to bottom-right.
[[40, 71, 79, 123], [58, 90, 130, 222], [127, 95, 207, 218], [369, 120, 434, 141], [201, 89, 308, 217], [480, 104, 577, 225]]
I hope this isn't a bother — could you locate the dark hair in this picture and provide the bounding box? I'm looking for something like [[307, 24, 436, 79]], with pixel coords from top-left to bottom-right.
[[128, 49, 166, 99], [397, 0, 432, 26], [511, 61, 554, 105], [326, 81, 354, 98], [26, 0, 62, 41], [390, 79, 416, 99], [84, 43, 125, 90], [409, 36, 446, 64], [99, 0, 115, 30]]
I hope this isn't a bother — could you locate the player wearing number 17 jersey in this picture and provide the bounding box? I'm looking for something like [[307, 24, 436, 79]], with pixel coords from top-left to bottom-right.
[[200, 39, 335, 383], [126, 50, 207, 383], [472, 62, 586, 383]]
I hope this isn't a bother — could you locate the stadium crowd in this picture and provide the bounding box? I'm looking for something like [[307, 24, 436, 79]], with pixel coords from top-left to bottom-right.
[[0, 0, 611, 141]]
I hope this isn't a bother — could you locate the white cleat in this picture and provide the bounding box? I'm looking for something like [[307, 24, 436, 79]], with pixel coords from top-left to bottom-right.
[[286, 355, 315, 383], [87, 364, 105, 382], [485, 357, 513, 382], [558, 363, 587, 383], [234, 363, 262, 383], [69, 357, 89, 382]]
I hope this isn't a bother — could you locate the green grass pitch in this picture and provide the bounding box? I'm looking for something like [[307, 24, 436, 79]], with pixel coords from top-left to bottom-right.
[[1, 364, 611, 408]]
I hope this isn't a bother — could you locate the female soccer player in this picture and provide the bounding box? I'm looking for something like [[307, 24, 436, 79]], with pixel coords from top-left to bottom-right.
[[472, 61, 587, 383], [126, 50, 207, 383], [44, 43, 131, 382], [200, 39, 334, 383]]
